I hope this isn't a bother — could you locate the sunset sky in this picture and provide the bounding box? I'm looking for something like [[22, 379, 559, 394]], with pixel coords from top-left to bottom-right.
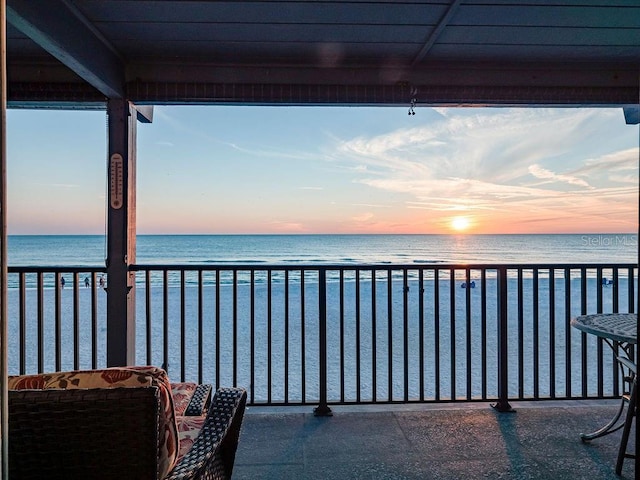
[[6, 105, 639, 235]]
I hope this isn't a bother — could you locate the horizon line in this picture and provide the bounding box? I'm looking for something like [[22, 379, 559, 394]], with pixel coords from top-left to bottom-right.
[[7, 232, 638, 237]]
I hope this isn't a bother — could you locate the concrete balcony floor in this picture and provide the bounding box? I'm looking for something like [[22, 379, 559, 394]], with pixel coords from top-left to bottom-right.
[[233, 400, 635, 479]]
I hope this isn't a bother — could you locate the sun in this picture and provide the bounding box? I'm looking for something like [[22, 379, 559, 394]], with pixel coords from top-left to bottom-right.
[[450, 216, 471, 232]]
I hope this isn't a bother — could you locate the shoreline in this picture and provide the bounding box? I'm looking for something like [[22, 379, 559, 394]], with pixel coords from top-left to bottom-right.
[[6, 267, 637, 290]]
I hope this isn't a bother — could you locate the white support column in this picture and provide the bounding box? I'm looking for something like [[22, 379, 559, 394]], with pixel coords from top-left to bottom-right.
[[106, 99, 137, 366]]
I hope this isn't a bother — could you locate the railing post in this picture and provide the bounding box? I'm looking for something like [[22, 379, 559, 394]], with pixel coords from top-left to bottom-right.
[[493, 266, 514, 412], [314, 269, 332, 416]]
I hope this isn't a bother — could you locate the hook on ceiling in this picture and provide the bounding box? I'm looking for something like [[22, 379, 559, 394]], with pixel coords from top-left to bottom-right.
[[408, 87, 418, 116]]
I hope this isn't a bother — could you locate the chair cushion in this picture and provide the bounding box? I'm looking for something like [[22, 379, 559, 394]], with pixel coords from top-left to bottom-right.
[[9, 366, 180, 479], [175, 415, 207, 464], [171, 382, 212, 416], [171, 382, 198, 416]]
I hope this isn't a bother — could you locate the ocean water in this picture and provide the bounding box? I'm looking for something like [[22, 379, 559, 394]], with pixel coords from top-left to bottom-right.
[[7, 233, 639, 267]]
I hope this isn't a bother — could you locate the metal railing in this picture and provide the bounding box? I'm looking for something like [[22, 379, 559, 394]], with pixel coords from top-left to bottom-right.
[[7, 267, 106, 375], [7, 263, 638, 410]]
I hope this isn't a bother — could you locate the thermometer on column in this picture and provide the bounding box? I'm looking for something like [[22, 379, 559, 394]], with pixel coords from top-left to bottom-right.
[[110, 153, 124, 209]]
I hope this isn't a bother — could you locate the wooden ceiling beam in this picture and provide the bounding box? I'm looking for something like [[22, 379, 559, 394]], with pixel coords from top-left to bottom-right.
[[7, 0, 124, 98], [412, 0, 462, 67]]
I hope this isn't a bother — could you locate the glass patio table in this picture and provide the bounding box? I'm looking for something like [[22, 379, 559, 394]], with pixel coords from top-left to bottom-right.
[[571, 312, 637, 474]]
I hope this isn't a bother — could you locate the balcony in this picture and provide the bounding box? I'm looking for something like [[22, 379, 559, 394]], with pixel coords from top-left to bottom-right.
[[232, 400, 633, 479], [6, 262, 638, 478]]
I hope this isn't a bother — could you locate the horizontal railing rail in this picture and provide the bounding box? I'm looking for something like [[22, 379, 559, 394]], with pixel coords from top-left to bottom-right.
[[7, 263, 638, 410]]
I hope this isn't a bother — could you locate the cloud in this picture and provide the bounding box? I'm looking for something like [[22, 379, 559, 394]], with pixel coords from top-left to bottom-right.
[[266, 221, 307, 232], [609, 174, 638, 184], [336, 108, 602, 182], [352, 203, 391, 208], [53, 183, 80, 188], [352, 212, 374, 222], [528, 164, 591, 188], [154, 106, 323, 162], [360, 175, 556, 205], [575, 148, 639, 176], [330, 107, 637, 231]]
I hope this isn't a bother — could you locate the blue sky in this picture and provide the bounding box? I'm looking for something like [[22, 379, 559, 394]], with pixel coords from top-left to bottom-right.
[[6, 105, 639, 235]]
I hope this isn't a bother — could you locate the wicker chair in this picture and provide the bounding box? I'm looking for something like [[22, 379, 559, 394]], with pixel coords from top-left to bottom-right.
[[8, 371, 247, 480]]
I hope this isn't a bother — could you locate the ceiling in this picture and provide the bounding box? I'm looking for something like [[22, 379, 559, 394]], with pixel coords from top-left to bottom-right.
[[5, 1, 640, 110]]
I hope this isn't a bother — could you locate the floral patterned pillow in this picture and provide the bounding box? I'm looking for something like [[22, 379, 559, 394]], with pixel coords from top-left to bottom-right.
[[8, 373, 48, 390], [9, 366, 179, 478], [175, 415, 207, 464], [171, 382, 198, 416]]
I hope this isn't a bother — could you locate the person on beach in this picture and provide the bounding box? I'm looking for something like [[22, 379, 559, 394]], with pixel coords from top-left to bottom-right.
[[60, 277, 65, 289], [84, 276, 90, 288], [99, 275, 105, 289]]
